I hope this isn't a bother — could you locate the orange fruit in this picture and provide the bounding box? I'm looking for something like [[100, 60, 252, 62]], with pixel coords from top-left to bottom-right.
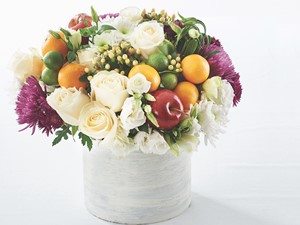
[[174, 81, 199, 109], [128, 64, 161, 92], [41, 31, 68, 57], [181, 54, 210, 84], [58, 63, 87, 89]]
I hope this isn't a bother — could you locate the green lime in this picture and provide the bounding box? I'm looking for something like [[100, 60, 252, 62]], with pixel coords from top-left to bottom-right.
[[43, 50, 64, 71], [161, 73, 178, 90], [158, 39, 175, 55], [146, 52, 169, 72], [41, 68, 58, 85]]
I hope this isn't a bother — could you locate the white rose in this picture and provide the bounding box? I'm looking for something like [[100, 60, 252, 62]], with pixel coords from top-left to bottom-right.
[[127, 73, 151, 95], [120, 97, 146, 130], [130, 21, 165, 58], [120, 7, 142, 23], [90, 70, 129, 112], [202, 76, 234, 111], [79, 101, 118, 141], [134, 131, 170, 155], [69, 30, 82, 50], [104, 120, 138, 157], [47, 87, 90, 126], [9, 48, 43, 83], [77, 47, 98, 70]]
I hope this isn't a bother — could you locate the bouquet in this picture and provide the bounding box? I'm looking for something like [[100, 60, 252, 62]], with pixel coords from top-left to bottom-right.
[[11, 7, 242, 157]]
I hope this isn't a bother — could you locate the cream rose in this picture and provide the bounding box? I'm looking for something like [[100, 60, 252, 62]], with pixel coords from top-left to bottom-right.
[[79, 101, 118, 141], [9, 48, 43, 83], [77, 47, 98, 71], [90, 71, 129, 112], [120, 97, 146, 130], [119, 7, 143, 23], [127, 73, 151, 95], [47, 87, 90, 126], [130, 21, 165, 58]]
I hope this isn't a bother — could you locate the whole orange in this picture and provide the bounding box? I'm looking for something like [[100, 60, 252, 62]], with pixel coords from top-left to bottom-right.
[[181, 54, 210, 84], [58, 63, 87, 89], [128, 64, 161, 92], [41, 31, 68, 57], [174, 81, 199, 109]]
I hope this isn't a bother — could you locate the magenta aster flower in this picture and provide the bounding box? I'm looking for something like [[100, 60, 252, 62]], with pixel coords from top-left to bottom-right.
[[199, 37, 242, 106], [15, 76, 64, 136]]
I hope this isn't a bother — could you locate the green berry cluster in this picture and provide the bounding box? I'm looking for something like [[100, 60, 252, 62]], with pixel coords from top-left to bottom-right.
[[94, 41, 143, 75]]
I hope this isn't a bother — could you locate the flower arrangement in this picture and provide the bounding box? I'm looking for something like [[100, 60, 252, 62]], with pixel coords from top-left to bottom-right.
[[11, 7, 242, 157]]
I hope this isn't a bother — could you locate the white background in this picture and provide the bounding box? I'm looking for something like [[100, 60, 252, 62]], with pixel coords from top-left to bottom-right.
[[1, 0, 300, 224]]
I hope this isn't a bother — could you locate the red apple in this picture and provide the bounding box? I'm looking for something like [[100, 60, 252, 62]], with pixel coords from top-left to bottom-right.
[[68, 13, 92, 45], [149, 90, 184, 130]]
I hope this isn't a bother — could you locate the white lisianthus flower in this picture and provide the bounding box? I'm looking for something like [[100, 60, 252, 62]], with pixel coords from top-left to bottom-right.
[[127, 73, 151, 95], [202, 76, 234, 111], [176, 118, 201, 152], [197, 97, 229, 145], [69, 30, 81, 50], [94, 30, 123, 47], [130, 21, 165, 58], [90, 70, 129, 112], [79, 101, 118, 141], [119, 7, 143, 23], [77, 47, 98, 70], [120, 97, 146, 130], [46, 87, 90, 126], [105, 120, 138, 157], [9, 48, 43, 83], [134, 131, 170, 155], [113, 16, 136, 36]]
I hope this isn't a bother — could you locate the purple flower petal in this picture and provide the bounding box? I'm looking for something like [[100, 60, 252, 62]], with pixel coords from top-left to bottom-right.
[[15, 76, 64, 136]]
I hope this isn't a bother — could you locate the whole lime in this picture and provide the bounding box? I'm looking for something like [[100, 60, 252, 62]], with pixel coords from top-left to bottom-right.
[[161, 72, 178, 90], [41, 68, 59, 85], [147, 52, 169, 72], [43, 50, 64, 71], [158, 39, 175, 55]]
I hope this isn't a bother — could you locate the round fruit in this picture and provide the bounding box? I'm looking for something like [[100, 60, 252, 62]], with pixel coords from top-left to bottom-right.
[[128, 64, 161, 92], [181, 54, 210, 84], [41, 68, 58, 85], [161, 73, 178, 90], [41, 31, 68, 57], [43, 50, 64, 71], [174, 81, 199, 109], [58, 63, 87, 89], [146, 52, 169, 72], [158, 39, 176, 55]]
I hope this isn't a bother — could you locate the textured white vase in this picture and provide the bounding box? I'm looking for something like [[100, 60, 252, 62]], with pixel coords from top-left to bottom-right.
[[83, 145, 191, 224]]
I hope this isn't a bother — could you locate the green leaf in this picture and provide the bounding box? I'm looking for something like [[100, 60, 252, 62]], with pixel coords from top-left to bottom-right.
[[97, 25, 116, 35], [164, 133, 180, 156], [146, 112, 159, 127], [71, 126, 78, 136], [79, 27, 91, 37], [168, 21, 182, 34], [204, 50, 221, 58], [83, 18, 89, 26], [49, 30, 62, 39], [67, 51, 76, 63], [60, 27, 72, 37], [178, 117, 193, 133], [91, 6, 99, 24], [138, 123, 149, 133], [52, 125, 71, 146], [66, 41, 74, 51], [181, 38, 199, 56], [78, 132, 93, 151]]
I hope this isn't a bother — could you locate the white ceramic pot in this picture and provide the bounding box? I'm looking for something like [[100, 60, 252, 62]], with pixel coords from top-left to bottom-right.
[[83, 145, 191, 224]]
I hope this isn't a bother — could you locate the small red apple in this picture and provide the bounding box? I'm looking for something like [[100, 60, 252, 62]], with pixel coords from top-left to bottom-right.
[[149, 89, 184, 130], [68, 13, 92, 45]]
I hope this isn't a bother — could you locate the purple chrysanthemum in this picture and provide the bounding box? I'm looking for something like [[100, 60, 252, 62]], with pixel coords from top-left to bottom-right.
[[199, 37, 242, 106], [15, 76, 64, 136], [99, 13, 119, 20]]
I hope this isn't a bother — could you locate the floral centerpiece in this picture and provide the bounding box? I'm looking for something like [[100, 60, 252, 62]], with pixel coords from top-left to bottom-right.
[[11, 7, 242, 157]]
